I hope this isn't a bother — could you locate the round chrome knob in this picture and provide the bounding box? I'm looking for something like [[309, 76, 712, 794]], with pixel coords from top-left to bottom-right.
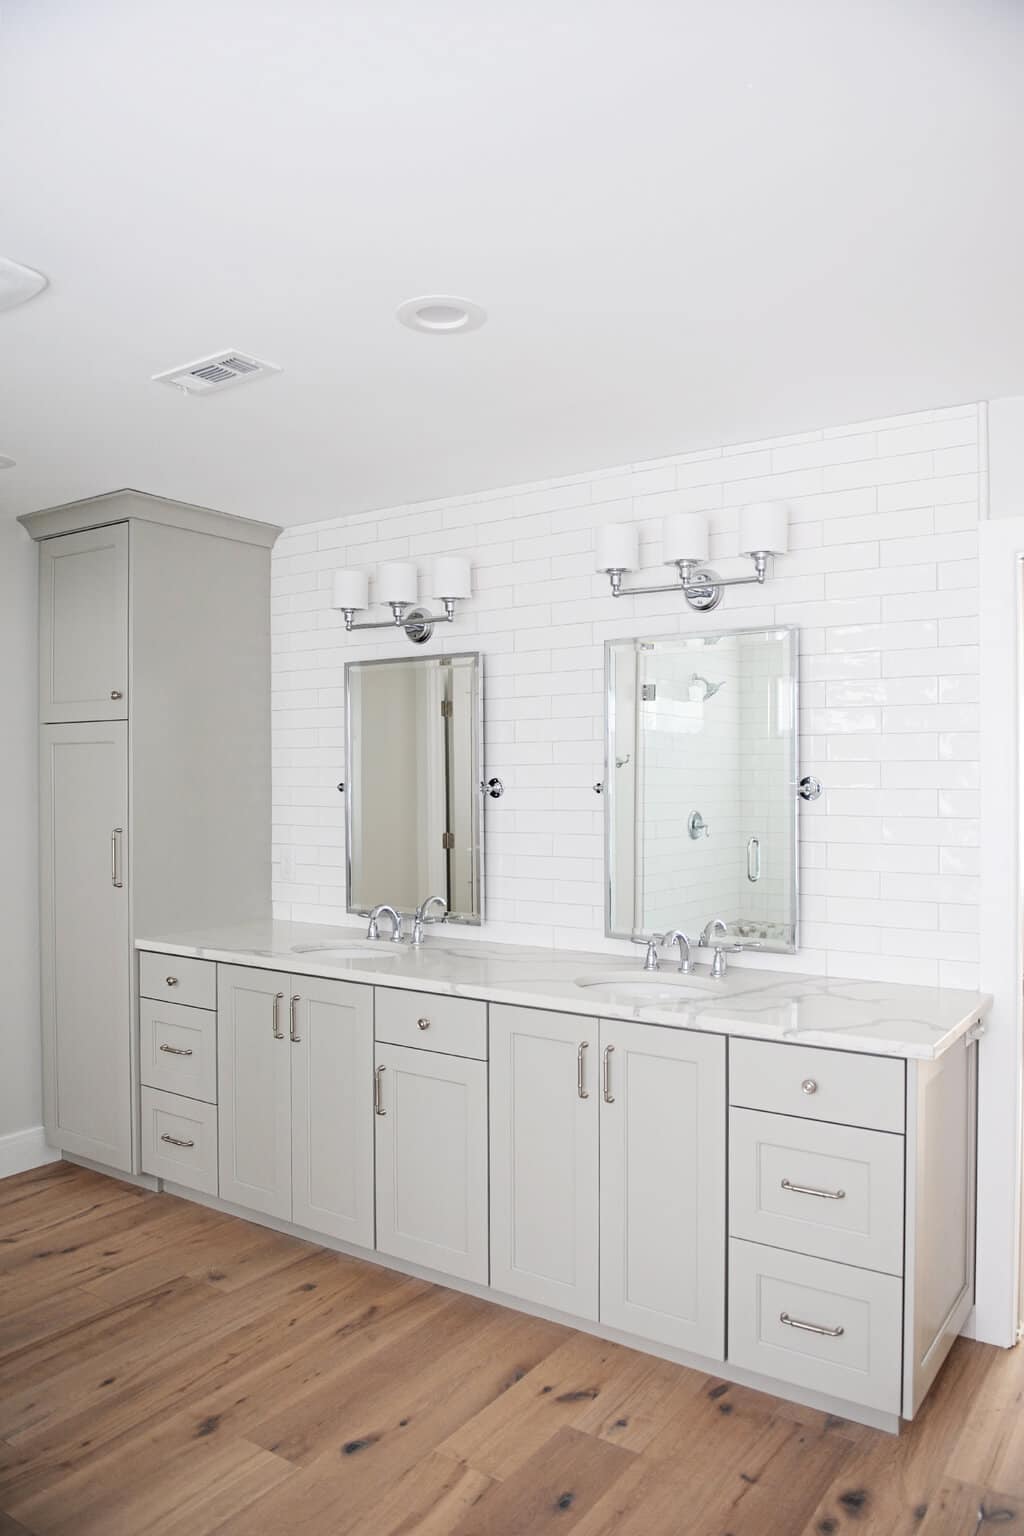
[[417, 1017, 431, 1031], [166, 976, 179, 987], [110, 690, 123, 700], [801, 1078, 818, 1095]]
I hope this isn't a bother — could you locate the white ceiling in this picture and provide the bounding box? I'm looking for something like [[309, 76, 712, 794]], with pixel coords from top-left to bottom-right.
[[2, 0, 1022, 528]]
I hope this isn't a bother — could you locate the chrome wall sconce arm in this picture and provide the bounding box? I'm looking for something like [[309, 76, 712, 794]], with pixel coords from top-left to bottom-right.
[[595, 503, 788, 615], [340, 598, 458, 646]]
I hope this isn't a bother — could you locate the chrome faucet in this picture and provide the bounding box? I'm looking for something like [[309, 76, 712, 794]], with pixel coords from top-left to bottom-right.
[[662, 929, 695, 974], [699, 917, 738, 979], [367, 904, 403, 943], [411, 894, 448, 946]]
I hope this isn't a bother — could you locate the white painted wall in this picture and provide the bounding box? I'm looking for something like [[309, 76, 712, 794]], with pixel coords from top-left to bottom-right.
[[0, 519, 50, 1174], [272, 401, 984, 989]]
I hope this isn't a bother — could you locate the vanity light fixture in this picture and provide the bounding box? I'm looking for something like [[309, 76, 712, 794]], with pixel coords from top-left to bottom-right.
[[595, 501, 789, 613], [332, 556, 471, 645]]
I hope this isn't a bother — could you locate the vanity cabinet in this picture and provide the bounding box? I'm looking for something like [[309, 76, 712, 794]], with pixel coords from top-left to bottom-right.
[[600, 1018, 726, 1357], [489, 1005, 726, 1354], [23, 491, 279, 1175], [217, 965, 375, 1247], [374, 1042, 489, 1283]]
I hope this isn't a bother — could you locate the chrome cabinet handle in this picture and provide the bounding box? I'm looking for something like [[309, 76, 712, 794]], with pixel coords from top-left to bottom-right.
[[417, 1017, 431, 1031], [110, 689, 123, 700], [801, 1078, 818, 1095], [159, 1043, 193, 1057], [160, 1133, 195, 1149], [781, 1178, 846, 1201], [747, 836, 760, 883], [780, 1311, 845, 1338], [374, 1065, 386, 1116], [577, 1041, 589, 1099], [165, 976, 179, 987], [290, 994, 302, 1043], [602, 1044, 615, 1104], [272, 991, 285, 1039], [111, 827, 124, 888]]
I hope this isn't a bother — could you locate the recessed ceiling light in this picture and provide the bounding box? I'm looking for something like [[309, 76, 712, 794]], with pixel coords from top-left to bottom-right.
[[396, 295, 487, 334], [0, 257, 48, 312]]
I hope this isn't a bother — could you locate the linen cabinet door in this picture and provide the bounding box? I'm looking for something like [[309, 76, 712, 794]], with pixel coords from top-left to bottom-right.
[[489, 1005, 599, 1319], [217, 965, 292, 1219], [289, 975, 375, 1248], [40, 721, 132, 1170], [599, 1018, 726, 1358], [39, 523, 129, 723], [374, 1042, 489, 1283]]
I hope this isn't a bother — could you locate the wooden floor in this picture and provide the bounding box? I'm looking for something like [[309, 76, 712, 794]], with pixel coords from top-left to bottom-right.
[[0, 1166, 1022, 1536]]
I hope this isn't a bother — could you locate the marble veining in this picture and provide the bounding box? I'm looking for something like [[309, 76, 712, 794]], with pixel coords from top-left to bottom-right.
[[136, 921, 990, 1061]]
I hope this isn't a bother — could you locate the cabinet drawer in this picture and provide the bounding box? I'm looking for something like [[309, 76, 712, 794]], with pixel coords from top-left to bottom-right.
[[139, 952, 216, 1011], [141, 1087, 218, 1195], [729, 1239, 902, 1413], [374, 987, 487, 1060], [730, 1038, 904, 1133], [140, 999, 217, 1104], [729, 1109, 904, 1275]]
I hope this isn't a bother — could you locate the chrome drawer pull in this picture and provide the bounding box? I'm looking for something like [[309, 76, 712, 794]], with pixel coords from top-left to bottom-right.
[[111, 827, 124, 888], [801, 1078, 818, 1095], [374, 1064, 386, 1116], [272, 991, 285, 1039], [417, 1017, 431, 1031], [160, 1133, 195, 1149], [780, 1311, 844, 1338], [577, 1041, 589, 1099], [290, 994, 302, 1043], [602, 1044, 615, 1103], [159, 1044, 193, 1057], [781, 1178, 846, 1201], [165, 976, 179, 987]]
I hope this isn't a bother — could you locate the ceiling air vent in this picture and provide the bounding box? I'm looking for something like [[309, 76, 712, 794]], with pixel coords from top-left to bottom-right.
[[152, 351, 281, 396]]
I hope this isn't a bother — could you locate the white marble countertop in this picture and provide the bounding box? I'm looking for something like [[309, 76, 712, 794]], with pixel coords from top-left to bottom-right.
[[136, 920, 991, 1061]]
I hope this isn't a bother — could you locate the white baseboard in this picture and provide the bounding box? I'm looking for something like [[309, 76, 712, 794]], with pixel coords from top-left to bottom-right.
[[0, 1125, 61, 1180]]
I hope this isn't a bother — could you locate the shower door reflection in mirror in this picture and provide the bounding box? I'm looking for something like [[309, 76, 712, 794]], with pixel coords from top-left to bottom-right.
[[606, 627, 797, 951], [346, 652, 482, 923]]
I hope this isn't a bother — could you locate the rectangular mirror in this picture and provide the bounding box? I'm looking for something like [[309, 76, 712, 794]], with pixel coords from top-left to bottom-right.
[[605, 627, 797, 951], [346, 652, 482, 924]]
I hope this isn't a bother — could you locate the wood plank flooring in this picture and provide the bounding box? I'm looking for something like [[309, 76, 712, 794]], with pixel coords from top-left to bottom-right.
[[0, 1162, 1021, 1535]]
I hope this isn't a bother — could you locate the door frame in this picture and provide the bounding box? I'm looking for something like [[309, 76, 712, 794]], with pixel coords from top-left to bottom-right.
[[978, 514, 1024, 1345]]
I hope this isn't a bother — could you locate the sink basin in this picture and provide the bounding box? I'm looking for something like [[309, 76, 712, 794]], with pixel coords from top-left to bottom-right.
[[574, 972, 718, 1004], [291, 942, 404, 961]]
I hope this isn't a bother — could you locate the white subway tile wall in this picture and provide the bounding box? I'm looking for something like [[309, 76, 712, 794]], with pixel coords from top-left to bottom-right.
[[272, 402, 982, 987]]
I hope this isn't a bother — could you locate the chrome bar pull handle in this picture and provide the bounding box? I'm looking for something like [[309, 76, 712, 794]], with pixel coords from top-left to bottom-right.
[[374, 1064, 386, 1116], [577, 1041, 589, 1099], [272, 991, 285, 1039], [160, 1133, 195, 1149], [747, 836, 760, 883], [602, 1044, 615, 1104], [780, 1311, 844, 1338], [781, 1178, 846, 1201], [159, 1044, 193, 1057], [111, 827, 124, 888], [290, 994, 302, 1043]]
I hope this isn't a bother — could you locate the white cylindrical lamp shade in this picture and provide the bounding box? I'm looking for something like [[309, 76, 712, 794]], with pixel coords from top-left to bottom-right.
[[332, 568, 368, 611], [738, 501, 789, 555], [662, 511, 709, 565], [377, 561, 419, 604], [431, 555, 471, 599], [595, 522, 639, 573]]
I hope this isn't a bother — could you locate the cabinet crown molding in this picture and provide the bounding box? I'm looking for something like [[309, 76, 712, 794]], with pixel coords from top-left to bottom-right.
[[18, 488, 282, 548]]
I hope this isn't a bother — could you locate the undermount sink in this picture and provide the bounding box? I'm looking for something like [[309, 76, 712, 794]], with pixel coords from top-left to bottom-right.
[[291, 942, 404, 961], [574, 972, 719, 1004]]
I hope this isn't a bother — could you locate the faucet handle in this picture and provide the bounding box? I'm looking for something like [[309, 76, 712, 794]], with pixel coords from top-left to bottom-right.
[[366, 915, 379, 940], [632, 934, 662, 971]]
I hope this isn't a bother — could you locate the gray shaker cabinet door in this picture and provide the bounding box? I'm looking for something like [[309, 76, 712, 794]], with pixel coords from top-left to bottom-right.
[[40, 722, 132, 1170], [39, 523, 129, 722]]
